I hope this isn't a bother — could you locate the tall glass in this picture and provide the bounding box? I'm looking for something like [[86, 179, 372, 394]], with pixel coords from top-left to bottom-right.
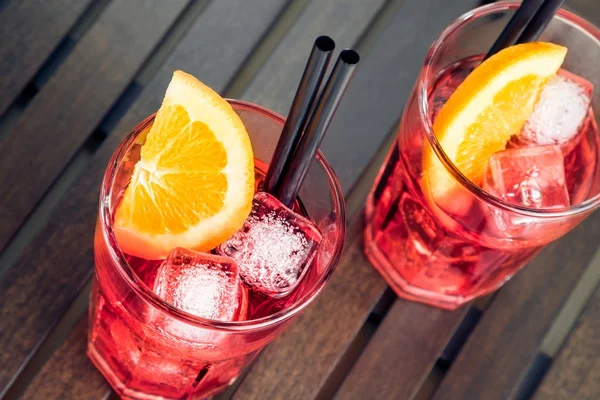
[[364, 2, 600, 310], [89, 100, 345, 399]]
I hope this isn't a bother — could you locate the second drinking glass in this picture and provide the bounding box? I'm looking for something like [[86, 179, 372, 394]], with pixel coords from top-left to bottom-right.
[[364, 2, 600, 310]]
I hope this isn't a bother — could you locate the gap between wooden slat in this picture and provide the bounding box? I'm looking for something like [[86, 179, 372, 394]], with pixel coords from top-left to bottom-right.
[[1, 279, 93, 400], [352, 0, 407, 54], [540, 247, 600, 357], [317, 288, 397, 400], [310, 112, 399, 399], [0, 131, 103, 283], [508, 248, 600, 399], [222, 0, 310, 99], [3, 0, 314, 397], [98, 0, 211, 134], [315, 316, 380, 400], [0, 0, 110, 143], [0, 0, 214, 395], [0, 0, 207, 285], [345, 119, 399, 218], [33, 0, 111, 89], [414, 362, 446, 400], [134, 0, 212, 86]]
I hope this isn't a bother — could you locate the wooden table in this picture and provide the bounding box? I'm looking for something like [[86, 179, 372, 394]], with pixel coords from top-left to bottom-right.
[[1, 0, 599, 399]]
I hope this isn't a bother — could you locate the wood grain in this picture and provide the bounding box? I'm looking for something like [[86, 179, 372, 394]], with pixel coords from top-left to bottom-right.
[[432, 211, 600, 400], [534, 286, 600, 400], [240, 0, 386, 117], [232, 218, 388, 400], [2, 0, 288, 395], [0, 0, 92, 117], [0, 0, 189, 391], [0, 0, 187, 254], [334, 301, 468, 400], [313, 0, 480, 192], [22, 318, 109, 400], [232, 1, 479, 398]]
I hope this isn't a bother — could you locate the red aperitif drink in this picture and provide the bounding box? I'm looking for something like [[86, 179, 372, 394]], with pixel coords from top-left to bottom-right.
[[365, 58, 598, 308], [91, 164, 322, 398], [89, 72, 345, 399], [364, 4, 600, 310]]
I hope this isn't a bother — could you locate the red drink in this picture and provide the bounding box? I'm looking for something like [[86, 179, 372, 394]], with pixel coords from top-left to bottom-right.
[[89, 100, 345, 399], [364, 4, 600, 310]]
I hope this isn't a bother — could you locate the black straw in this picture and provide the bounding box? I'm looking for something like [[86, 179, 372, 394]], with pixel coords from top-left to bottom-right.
[[485, 0, 545, 60], [516, 0, 565, 43], [275, 50, 360, 208], [263, 36, 335, 196]]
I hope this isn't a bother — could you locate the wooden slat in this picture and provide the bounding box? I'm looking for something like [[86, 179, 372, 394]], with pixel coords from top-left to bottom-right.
[[240, 0, 388, 193], [316, 0, 479, 191], [0, 0, 92, 117], [337, 1, 600, 399], [432, 212, 600, 400], [233, 218, 388, 400], [534, 286, 600, 400], [0, 0, 189, 391], [3, 0, 288, 397], [334, 302, 467, 399], [0, 0, 187, 254], [232, 1, 478, 399], [241, 0, 382, 116], [22, 319, 107, 400]]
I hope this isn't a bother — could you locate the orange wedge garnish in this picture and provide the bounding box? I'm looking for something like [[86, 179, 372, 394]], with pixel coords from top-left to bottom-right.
[[114, 71, 255, 259], [423, 42, 567, 201]]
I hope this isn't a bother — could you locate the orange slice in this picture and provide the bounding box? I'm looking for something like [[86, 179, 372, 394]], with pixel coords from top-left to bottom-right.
[[114, 71, 255, 259], [423, 42, 567, 201]]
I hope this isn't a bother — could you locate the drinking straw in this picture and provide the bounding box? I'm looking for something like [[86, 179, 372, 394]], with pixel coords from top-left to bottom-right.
[[516, 0, 565, 43], [485, 0, 545, 59], [263, 36, 335, 196], [275, 50, 360, 208]]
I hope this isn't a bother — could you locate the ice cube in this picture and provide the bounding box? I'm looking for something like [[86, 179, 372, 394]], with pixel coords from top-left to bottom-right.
[[217, 192, 322, 297], [521, 75, 592, 146], [153, 248, 247, 321], [484, 145, 569, 209]]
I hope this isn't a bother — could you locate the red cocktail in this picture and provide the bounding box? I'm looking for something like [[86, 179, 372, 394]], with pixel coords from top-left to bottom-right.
[[89, 74, 345, 399], [364, 3, 600, 310]]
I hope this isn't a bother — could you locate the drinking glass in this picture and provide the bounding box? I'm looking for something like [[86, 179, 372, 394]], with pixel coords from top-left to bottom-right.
[[364, 1, 600, 310], [89, 100, 345, 399]]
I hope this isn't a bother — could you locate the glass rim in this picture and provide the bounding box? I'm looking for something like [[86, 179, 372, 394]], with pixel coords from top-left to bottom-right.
[[418, 0, 600, 218], [99, 99, 346, 332]]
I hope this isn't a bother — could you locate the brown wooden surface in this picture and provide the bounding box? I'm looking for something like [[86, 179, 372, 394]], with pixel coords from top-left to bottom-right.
[[334, 302, 468, 399], [0, 0, 187, 254], [534, 286, 600, 400], [232, 218, 388, 400], [22, 319, 108, 400], [0, 0, 190, 392], [0, 0, 93, 118], [231, 1, 479, 399], [1, 0, 600, 399], [432, 211, 600, 400], [240, 0, 390, 194], [0, 0, 289, 398]]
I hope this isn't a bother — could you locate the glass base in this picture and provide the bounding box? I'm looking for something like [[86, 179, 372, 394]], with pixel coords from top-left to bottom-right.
[[363, 197, 520, 310], [363, 198, 468, 311], [87, 343, 232, 400]]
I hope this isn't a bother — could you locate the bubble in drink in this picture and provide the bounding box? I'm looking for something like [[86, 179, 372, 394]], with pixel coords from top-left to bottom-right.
[[521, 75, 592, 146], [218, 192, 322, 297], [153, 248, 248, 321], [484, 145, 569, 209]]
